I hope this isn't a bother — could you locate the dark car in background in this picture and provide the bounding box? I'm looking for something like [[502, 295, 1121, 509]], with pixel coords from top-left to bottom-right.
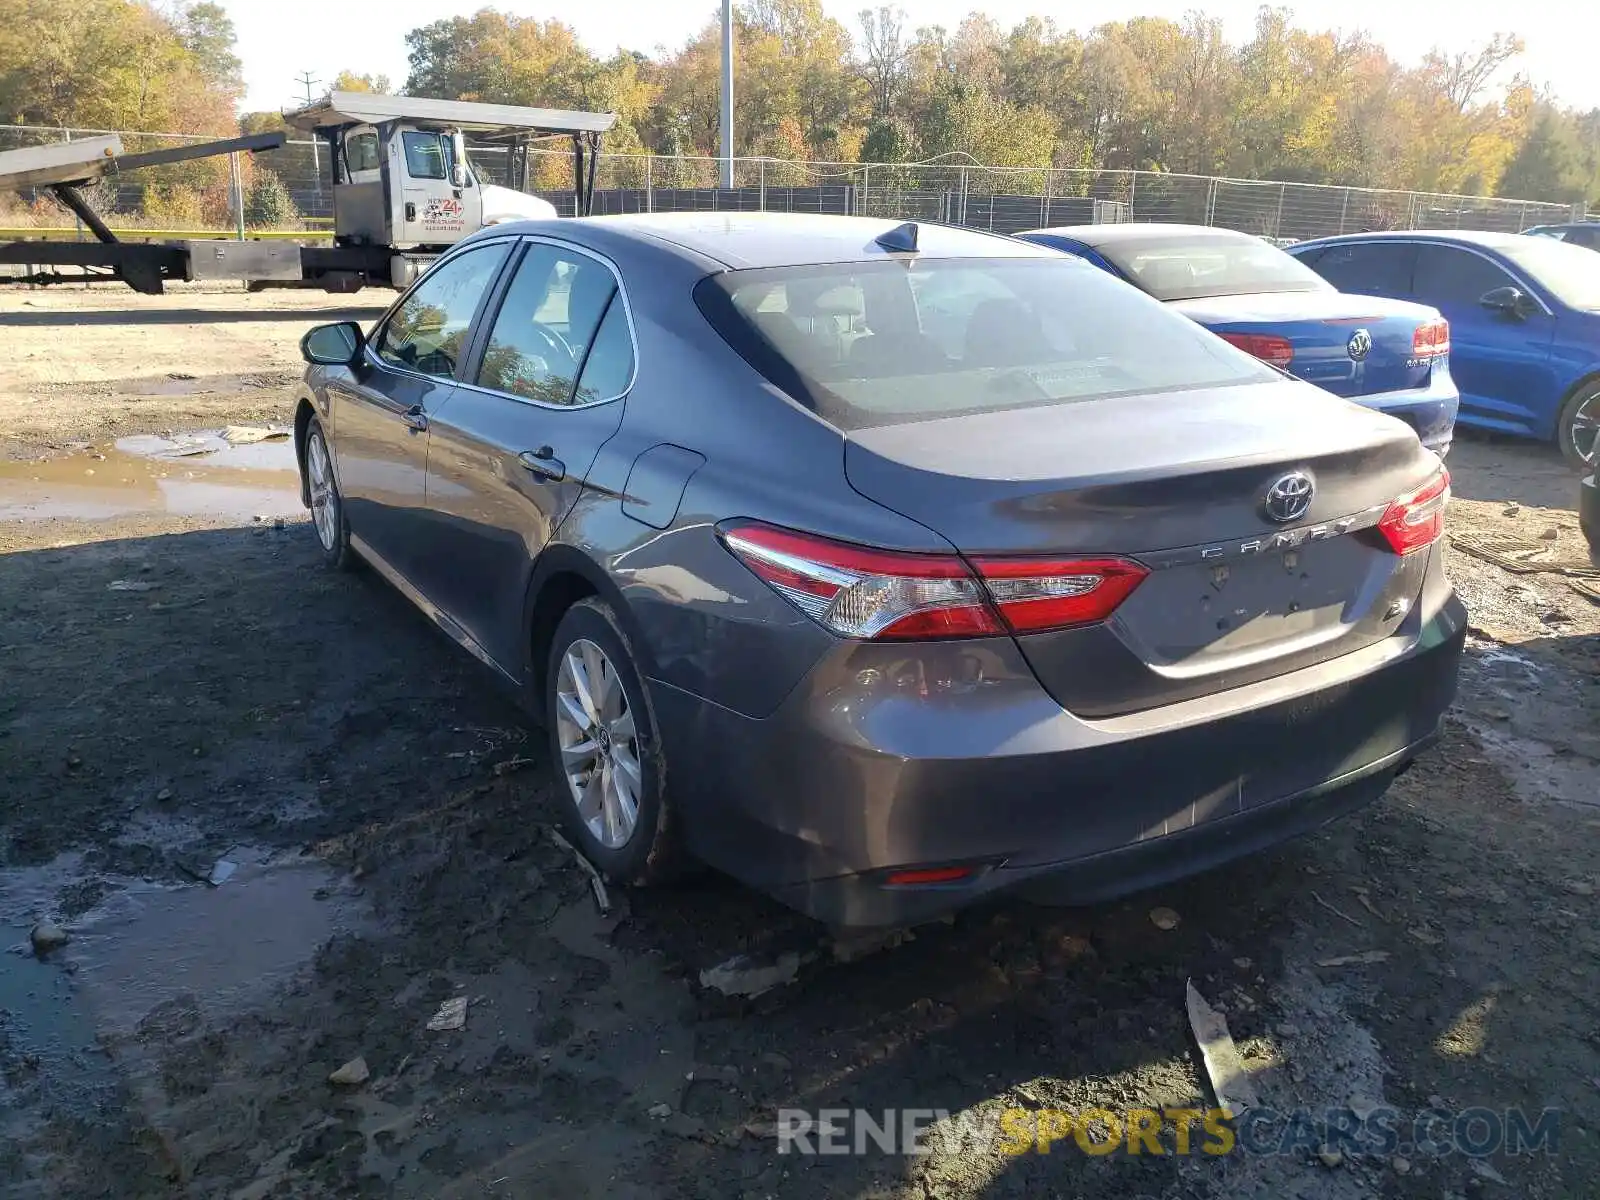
[[1288, 230, 1600, 468], [1522, 222, 1600, 251], [1018, 224, 1458, 455], [293, 212, 1465, 927]]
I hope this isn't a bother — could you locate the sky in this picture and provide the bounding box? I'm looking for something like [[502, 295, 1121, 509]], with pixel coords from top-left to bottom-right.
[[229, 0, 1598, 115]]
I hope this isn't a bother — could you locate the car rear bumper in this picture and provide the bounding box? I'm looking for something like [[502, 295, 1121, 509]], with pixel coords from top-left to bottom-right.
[[653, 571, 1467, 926], [1357, 379, 1459, 455]]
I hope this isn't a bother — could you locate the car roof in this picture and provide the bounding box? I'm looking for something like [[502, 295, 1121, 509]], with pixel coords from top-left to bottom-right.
[[496, 211, 1056, 270], [1524, 222, 1600, 232], [1025, 222, 1260, 247], [1290, 229, 1537, 253]]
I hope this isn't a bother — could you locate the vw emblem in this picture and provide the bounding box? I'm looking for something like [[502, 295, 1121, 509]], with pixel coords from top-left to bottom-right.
[[1263, 471, 1315, 523], [1347, 328, 1373, 362]]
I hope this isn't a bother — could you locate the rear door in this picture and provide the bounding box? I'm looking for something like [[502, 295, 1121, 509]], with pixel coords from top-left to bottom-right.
[[332, 241, 510, 580], [1296, 240, 1416, 301], [420, 239, 634, 672], [1408, 244, 1557, 432]]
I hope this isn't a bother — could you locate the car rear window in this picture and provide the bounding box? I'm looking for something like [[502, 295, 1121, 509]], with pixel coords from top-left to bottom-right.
[[1093, 233, 1333, 301], [693, 257, 1276, 431]]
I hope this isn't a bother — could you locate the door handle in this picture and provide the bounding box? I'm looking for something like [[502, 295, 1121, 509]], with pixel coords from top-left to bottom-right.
[[402, 405, 428, 434], [519, 447, 566, 482]]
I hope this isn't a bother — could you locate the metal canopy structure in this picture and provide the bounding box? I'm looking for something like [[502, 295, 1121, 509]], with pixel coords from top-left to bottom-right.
[[284, 92, 616, 217], [283, 92, 617, 138]]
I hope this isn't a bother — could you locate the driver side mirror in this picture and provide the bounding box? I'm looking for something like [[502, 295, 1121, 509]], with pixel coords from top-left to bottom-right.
[[301, 321, 365, 367], [1480, 285, 1536, 319], [449, 129, 470, 189]]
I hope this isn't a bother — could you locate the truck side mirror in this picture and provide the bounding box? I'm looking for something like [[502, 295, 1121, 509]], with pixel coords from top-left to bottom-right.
[[301, 321, 365, 367], [450, 130, 469, 188]]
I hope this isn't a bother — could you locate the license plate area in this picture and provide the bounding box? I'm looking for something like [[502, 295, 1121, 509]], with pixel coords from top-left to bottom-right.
[[1111, 537, 1383, 671]]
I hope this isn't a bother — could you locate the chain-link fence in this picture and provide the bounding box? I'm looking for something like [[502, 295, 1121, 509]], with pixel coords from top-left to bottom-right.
[[0, 124, 1583, 241]]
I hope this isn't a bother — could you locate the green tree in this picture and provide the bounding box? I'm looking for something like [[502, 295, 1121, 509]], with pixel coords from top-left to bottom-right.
[[244, 168, 298, 227]]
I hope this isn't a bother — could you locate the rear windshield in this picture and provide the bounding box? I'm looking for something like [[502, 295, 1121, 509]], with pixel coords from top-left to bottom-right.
[[694, 257, 1276, 431], [1095, 233, 1332, 301]]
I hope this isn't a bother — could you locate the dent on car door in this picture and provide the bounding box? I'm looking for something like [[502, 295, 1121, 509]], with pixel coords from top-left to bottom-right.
[[329, 241, 510, 582], [420, 240, 635, 673], [1410, 245, 1557, 432]]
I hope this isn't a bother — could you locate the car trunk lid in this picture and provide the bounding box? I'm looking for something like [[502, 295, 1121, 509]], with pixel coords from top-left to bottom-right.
[[1169, 291, 1441, 399], [844, 379, 1442, 714]]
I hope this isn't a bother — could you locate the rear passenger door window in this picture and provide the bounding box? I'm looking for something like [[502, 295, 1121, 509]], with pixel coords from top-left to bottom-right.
[[1412, 246, 1516, 308], [476, 243, 627, 405], [1305, 242, 1415, 298]]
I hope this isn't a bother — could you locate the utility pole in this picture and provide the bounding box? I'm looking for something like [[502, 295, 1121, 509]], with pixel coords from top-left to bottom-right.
[[719, 0, 734, 190]]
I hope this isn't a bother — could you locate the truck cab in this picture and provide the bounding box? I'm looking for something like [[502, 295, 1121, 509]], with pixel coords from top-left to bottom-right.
[[285, 92, 616, 284]]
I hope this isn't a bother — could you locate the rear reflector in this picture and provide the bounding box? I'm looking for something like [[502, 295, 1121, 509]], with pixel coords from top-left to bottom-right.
[[1219, 331, 1295, 368], [884, 865, 976, 887], [1412, 318, 1450, 359], [719, 523, 1149, 641], [1377, 468, 1451, 554]]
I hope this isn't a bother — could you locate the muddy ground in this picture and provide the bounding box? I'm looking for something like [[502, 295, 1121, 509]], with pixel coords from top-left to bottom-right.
[[1, 289, 1598, 1200]]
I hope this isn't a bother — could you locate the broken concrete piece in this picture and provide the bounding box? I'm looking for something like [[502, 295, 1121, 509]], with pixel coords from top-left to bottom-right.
[[1186, 980, 1259, 1116], [107, 580, 157, 592], [1316, 950, 1390, 967], [220, 425, 290, 445], [29, 922, 69, 955], [328, 1057, 369, 1087], [646, 1103, 672, 1119], [1149, 906, 1180, 931], [426, 996, 468, 1032], [208, 860, 238, 887], [698, 951, 804, 999]]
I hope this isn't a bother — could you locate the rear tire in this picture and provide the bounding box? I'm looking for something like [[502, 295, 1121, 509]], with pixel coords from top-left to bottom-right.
[[1556, 380, 1600, 471], [303, 419, 354, 571], [545, 598, 684, 885]]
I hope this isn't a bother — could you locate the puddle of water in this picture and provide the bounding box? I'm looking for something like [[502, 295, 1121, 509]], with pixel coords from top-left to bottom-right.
[[0, 430, 302, 522], [65, 857, 371, 1039], [0, 935, 118, 1111]]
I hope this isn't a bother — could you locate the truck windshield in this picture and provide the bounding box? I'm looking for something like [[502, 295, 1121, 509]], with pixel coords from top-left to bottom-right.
[[402, 132, 449, 180]]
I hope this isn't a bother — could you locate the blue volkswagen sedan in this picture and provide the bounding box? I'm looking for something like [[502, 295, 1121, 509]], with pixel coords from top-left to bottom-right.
[[1019, 224, 1458, 455], [1287, 230, 1600, 468]]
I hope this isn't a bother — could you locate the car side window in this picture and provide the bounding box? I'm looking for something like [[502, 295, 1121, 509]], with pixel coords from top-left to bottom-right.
[[1305, 242, 1415, 297], [373, 244, 508, 378], [476, 243, 620, 405], [1412, 246, 1515, 307], [574, 297, 635, 402], [402, 131, 448, 180], [1571, 229, 1600, 249]]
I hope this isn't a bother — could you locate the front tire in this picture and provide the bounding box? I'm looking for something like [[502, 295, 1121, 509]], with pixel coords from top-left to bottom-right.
[[303, 419, 354, 570], [1557, 380, 1600, 471], [545, 598, 682, 884]]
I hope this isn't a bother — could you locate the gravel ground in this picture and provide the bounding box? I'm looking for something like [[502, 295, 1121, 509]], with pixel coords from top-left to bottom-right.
[[1, 290, 1597, 1200]]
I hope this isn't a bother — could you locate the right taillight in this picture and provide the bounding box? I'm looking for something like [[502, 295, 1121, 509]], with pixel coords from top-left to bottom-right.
[[1377, 468, 1451, 554], [1219, 331, 1295, 368], [1412, 318, 1450, 359], [718, 523, 1148, 641]]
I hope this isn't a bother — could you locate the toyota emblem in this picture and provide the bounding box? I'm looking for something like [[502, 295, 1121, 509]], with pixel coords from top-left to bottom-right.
[[1263, 471, 1315, 523], [1347, 328, 1373, 362]]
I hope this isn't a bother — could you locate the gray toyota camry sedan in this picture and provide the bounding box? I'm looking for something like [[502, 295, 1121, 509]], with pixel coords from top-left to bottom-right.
[[292, 212, 1466, 927]]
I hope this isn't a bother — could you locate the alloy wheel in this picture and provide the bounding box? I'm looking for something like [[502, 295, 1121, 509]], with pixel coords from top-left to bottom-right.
[[555, 638, 641, 850], [306, 432, 338, 551]]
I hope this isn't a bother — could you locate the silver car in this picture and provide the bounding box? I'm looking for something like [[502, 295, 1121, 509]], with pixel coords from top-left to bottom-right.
[[293, 213, 1466, 927]]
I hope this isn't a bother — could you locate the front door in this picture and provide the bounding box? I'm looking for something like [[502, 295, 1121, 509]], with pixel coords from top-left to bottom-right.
[[396, 128, 480, 247], [330, 240, 511, 582], [1409, 244, 1558, 434], [421, 239, 636, 673]]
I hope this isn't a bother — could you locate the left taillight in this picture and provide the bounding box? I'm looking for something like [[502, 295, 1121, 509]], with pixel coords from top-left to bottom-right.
[[718, 523, 1149, 641], [1377, 468, 1450, 554], [1219, 331, 1295, 368]]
